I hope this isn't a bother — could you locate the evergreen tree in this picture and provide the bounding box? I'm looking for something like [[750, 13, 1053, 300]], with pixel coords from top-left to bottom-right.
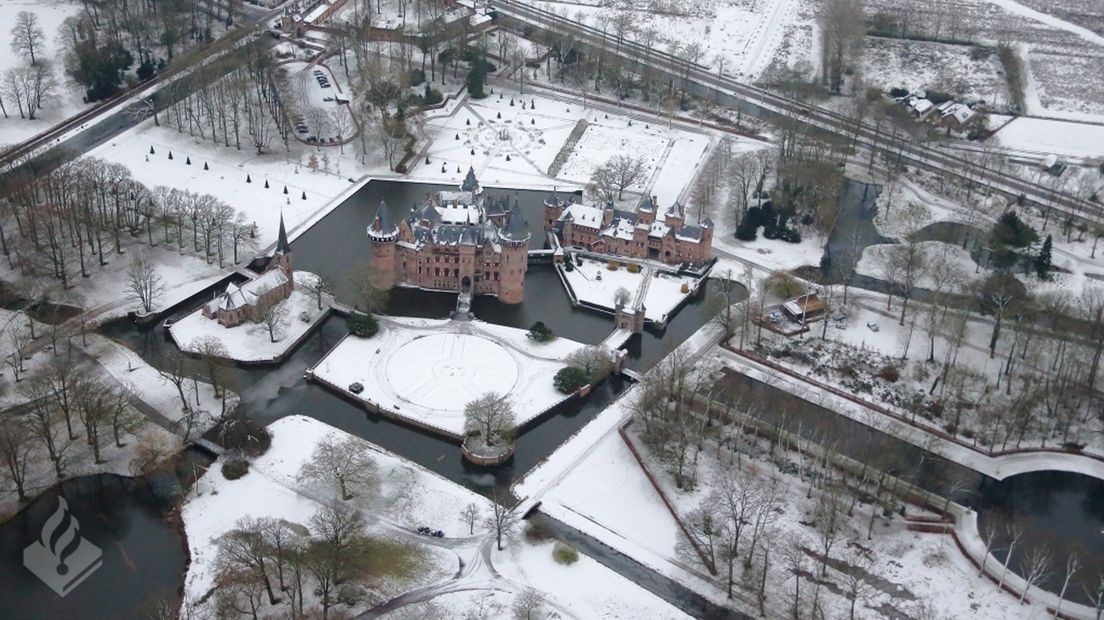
[[1035, 234, 1053, 279]]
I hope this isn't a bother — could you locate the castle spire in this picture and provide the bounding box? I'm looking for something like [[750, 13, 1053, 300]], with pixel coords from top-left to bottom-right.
[[276, 211, 290, 254]]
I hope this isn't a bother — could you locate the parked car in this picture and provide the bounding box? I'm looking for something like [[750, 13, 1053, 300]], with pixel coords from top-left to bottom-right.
[[322, 96, 334, 102], [768, 310, 783, 324], [866, 321, 879, 332]]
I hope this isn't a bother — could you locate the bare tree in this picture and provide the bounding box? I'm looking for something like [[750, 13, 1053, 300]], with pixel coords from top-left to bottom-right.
[[217, 516, 282, 606], [1019, 546, 1053, 603], [346, 258, 389, 313], [303, 272, 333, 310], [307, 500, 368, 620], [484, 490, 516, 551], [298, 433, 376, 500], [588, 155, 646, 202], [258, 301, 288, 343], [126, 251, 166, 313], [10, 11, 45, 65], [565, 346, 614, 384], [462, 502, 480, 535], [463, 392, 516, 448], [998, 520, 1025, 591], [0, 417, 34, 502], [513, 586, 543, 620], [818, 0, 865, 93], [1054, 552, 1081, 617]]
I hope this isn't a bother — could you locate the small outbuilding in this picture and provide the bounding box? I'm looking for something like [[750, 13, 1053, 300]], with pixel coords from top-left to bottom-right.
[[782, 294, 826, 324]]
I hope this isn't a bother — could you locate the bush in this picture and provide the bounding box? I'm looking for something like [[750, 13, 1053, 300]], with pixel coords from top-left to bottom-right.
[[553, 366, 589, 394], [563, 260, 574, 272], [552, 542, 578, 565], [680, 282, 690, 294], [423, 84, 443, 106], [876, 365, 900, 382], [528, 321, 554, 342], [607, 260, 619, 271], [763, 271, 803, 299], [347, 313, 379, 338], [408, 68, 426, 86], [349, 382, 364, 394], [524, 520, 554, 543], [626, 263, 641, 273], [887, 87, 909, 98], [221, 458, 249, 480], [209, 410, 272, 457]]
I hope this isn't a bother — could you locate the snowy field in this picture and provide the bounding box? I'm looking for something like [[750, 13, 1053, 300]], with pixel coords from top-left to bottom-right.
[[168, 272, 329, 363], [409, 86, 713, 206], [994, 116, 1104, 160], [862, 37, 1009, 104], [182, 415, 466, 615], [0, 0, 89, 148], [560, 258, 697, 324], [310, 317, 586, 437], [856, 241, 981, 290], [527, 0, 800, 81]]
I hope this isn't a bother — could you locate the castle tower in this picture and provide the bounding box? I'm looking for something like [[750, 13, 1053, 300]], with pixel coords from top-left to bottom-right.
[[543, 188, 565, 232], [272, 212, 293, 281], [664, 202, 685, 229], [497, 208, 530, 304], [367, 200, 399, 289]]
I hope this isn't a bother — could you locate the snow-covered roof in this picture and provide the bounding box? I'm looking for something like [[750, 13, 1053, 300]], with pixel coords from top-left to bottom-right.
[[561, 203, 605, 228], [939, 102, 975, 125], [369, 200, 399, 239], [207, 270, 289, 313], [500, 210, 530, 244], [437, 202, 481, 225], [908, 98, 933, 114], [603, 218, 636, 241], [675, 226, 703, 243], [649, 222, 670, 238]]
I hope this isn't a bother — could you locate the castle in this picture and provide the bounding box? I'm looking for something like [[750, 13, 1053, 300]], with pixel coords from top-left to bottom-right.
[[369, 168, 530, 303], [203, 214, 294, 327], [543, 193, 713, 265]]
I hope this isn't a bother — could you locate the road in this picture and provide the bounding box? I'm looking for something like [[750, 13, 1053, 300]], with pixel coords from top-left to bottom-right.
[[488, 0, 1101, 225], [0, 3, 281, 177]]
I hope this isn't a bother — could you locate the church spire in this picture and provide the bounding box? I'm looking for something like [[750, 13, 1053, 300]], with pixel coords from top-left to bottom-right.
[[276, 211, 290, 254]]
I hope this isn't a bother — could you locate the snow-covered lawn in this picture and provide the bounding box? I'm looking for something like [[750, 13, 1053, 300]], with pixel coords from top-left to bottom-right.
[[0, 0, 89, 148], [82, 333, 234, 431], [409, 86, 713, 205], [716, 231, 826, 272], [182, 415, 474, 614], [856, 241, 981, 289], [168, 272, 330, 363], [995, 116, 1104, 160], [560, 258, 697, 324], [310, 317, 586, 438], [494, 537, 691, 620], [862, 37, 1010, 104]]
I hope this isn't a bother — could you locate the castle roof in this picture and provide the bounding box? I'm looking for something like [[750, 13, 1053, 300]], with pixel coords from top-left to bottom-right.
[[665, 202, 684, 220], [500, 209, 530, 244], [637, 195, 655, 212], [369, 200, 399, 239]]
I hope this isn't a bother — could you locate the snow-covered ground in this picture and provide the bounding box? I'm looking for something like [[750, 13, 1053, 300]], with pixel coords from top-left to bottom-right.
[[0, 0, 89, 148], [310, 317, 586, 437], [560, 257, 697, 324], [168, 272, 330, 363], [82, 333, 234, 431], [409, 86, 713, 206], [181, 415, 465, 614], [994, 116, 1104, 160], [856, 240, 981, 289]]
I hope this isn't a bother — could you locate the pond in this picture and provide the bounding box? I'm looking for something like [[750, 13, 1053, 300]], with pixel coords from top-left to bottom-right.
[[975, 470, 1104, 605], [0, 472, 193, 619]]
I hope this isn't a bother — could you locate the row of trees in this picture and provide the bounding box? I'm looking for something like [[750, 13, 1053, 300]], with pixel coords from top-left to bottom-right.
[[0, 350, 151, 502], [0, 155, 256, 302]]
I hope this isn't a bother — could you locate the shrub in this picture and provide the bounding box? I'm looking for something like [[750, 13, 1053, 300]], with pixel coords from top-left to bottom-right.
[[347, 313, 379, 337], [877, 364, 900, 382], [524, 520, 554, 543], [552, 542, 578, 565], [680, 282, 690, 294], [423, 85, 443, 106], [887, 87, 909, 98], [408, 68, 426, 86], [563, 261, 574, 272], [626, 263, 641, 273], [349, 382, 364, 394], [607, 260, 619, 271], [553, 366, 589, 394], [221, 458, 249, 480], [528, 321, 554, 342], [209, 410, 272, 457]]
